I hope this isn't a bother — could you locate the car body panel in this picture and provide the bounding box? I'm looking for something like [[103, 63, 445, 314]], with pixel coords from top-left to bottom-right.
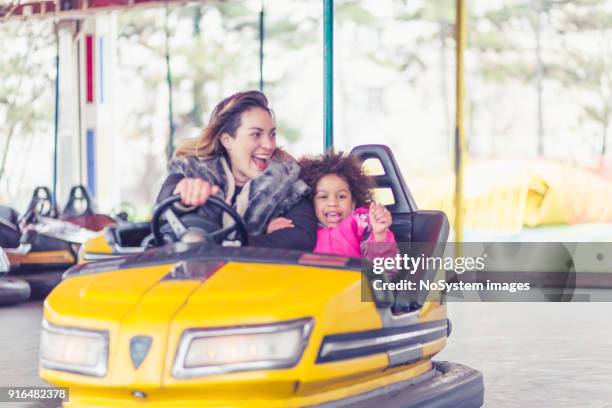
[[80, 233, 112, 258], [7, 249, 75, 267], [54, 361, 434, 408], [41, 254, 453, 407]]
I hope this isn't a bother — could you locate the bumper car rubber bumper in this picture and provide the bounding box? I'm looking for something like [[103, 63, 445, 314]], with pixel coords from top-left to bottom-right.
[[311, 361, 484, 408], [0, 276, 31, 306]]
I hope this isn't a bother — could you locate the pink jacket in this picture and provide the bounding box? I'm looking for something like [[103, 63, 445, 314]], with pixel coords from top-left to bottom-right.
[[314, 207, 397, 260]]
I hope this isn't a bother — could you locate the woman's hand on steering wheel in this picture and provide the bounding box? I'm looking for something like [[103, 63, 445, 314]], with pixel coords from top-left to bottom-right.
[[151, 194, 249, 247], [173, 178, 221, 207]]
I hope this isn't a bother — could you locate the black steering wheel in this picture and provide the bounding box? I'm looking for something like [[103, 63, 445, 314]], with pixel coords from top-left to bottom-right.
[[151, 195, 249, 247], [21, 186, 58, 224], [63, 185, 94, 217]]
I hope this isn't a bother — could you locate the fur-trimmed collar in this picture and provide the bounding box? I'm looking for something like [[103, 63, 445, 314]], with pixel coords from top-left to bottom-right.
[[168, 149, 310, 236]]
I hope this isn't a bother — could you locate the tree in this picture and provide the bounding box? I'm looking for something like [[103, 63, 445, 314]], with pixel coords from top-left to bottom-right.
[[476, 1, 565, 156], [394, 0, 455, 149], [0, 20, 55, 202], [550, 0, 612, 157]]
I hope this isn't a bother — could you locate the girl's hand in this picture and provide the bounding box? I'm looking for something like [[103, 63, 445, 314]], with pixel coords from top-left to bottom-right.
[[173, 178, 221, 206], [369, 201, 392, 241], [267, 217, 294, 233]]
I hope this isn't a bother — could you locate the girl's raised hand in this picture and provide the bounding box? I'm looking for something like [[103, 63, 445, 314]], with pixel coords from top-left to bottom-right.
[[369, 201, 392, 241]]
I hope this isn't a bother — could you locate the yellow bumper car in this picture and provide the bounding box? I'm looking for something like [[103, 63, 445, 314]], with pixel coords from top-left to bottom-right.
[[39, 145, 484, 407]]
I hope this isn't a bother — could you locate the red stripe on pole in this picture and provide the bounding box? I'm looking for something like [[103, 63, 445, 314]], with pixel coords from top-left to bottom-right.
[[86, 35, 94, 103]]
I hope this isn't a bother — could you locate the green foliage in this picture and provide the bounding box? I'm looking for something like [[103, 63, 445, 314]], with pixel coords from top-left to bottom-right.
[[0, 20, 55, 192], [470, 30, 515, 53], [336, 0, 377, 25], [277, 119, 301, 144], [550, 2, 612, 154]]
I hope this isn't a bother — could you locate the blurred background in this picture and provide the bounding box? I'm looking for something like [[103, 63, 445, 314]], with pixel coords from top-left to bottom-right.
[[1, 0, 612, 240]]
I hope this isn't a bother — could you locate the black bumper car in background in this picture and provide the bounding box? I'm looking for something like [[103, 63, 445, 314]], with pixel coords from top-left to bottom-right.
[[0, 186, 119, 301]]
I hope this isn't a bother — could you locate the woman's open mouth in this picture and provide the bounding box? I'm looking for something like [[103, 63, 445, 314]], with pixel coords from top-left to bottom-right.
[[252, 156, 270, 171]]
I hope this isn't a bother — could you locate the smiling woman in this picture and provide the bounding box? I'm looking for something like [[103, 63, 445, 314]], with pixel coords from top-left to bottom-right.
[[156, 90, 318, 251]]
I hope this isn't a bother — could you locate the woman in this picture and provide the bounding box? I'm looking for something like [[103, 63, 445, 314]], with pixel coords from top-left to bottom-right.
[[156, 90, 317, 250]]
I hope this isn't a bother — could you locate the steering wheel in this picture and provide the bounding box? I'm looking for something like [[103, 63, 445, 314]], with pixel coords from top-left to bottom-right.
[[63, 185, 94, 217], [111, 202, 136, 223], [20, 186, 58, 224], [151, 195, 249, 247]]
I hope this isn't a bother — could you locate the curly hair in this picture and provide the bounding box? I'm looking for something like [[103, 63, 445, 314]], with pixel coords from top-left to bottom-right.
[[299, 151, 374, 208]]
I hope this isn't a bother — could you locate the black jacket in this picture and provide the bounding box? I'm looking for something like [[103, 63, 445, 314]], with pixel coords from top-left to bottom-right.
[[156, 174, 317, 251]]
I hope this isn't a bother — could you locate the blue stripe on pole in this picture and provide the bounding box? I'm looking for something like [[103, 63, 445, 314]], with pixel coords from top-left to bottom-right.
[[99, 37, 104, 104], [86, 129, 96, 198]]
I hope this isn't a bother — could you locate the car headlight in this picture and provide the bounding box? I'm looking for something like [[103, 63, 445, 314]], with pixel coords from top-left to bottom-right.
[[39, 320, 108, 377], [172, 318, 313, 378]]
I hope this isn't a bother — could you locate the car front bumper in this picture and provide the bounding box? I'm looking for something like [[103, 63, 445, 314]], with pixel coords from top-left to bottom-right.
[[310, 361, 484, 408], [60, 361, 483, 408]]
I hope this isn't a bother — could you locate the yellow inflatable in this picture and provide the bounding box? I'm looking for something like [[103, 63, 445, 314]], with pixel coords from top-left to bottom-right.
[[412, 159, 612, 230]]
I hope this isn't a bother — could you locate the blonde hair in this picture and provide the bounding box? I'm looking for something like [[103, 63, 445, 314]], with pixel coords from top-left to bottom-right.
[[174, 90, 272, 160]]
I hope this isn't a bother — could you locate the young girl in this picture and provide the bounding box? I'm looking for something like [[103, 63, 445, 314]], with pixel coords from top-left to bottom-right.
[[267, 151, 396, 260]]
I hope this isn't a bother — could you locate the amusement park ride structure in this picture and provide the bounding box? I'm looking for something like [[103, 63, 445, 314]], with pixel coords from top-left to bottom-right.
[[1, 0, 204, 215], [0, 0, 187, 20]]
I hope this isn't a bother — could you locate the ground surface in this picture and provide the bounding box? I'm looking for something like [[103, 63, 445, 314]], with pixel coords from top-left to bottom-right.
[[1, 301, 612, 407], [438, 302, 612, 408], [0, 301, 55, 408]]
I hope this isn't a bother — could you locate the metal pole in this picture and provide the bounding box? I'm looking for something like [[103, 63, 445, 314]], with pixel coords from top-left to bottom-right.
[[323, 0, 333, 152], [259, 1, 264, 92], [535, 1, 544, 156], [454, 0, 467, 242], [53, 29, 60, 207], [165, 7, 175, 160]]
